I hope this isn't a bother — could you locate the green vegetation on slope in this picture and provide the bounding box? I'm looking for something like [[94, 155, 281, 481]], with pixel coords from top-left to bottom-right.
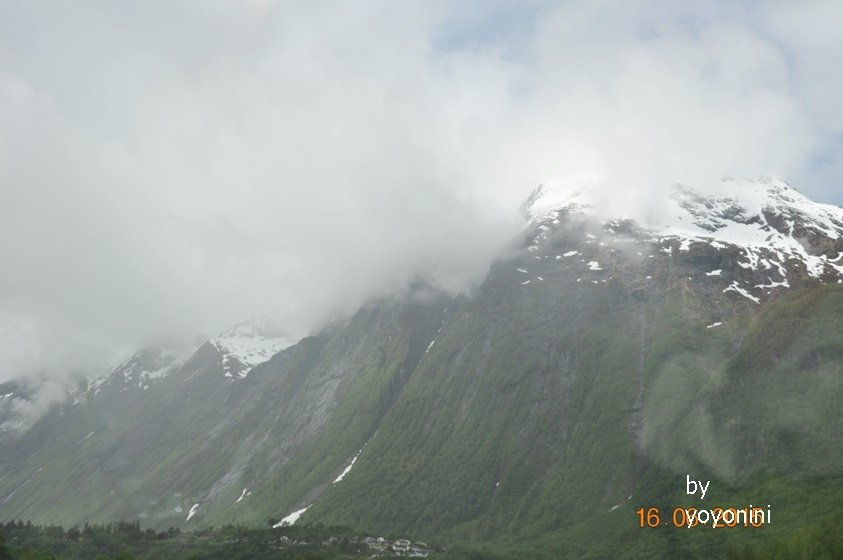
[[4, 234, 843, 560]]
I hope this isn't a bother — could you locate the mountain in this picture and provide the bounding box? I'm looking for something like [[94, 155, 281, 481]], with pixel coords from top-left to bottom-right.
[[2, 178, 843, 558], [524, 176, 843, 293], [0, 381, 38, 433], [208, 317, 295, 380]]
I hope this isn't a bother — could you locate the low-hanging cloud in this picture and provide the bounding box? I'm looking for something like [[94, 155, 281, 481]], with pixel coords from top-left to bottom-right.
[[1, 0, 842, 384]]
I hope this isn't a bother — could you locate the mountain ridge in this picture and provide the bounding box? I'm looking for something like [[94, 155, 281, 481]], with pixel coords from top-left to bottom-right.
[[2, 179, 843, 558]]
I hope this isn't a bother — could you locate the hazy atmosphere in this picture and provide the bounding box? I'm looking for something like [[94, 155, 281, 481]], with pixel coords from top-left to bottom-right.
[[2, 0, 843, 383], [4, 4, 843, 558]]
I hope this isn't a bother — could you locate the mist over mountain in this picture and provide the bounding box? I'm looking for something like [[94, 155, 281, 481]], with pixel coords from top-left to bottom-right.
[[3, 1, 843, 394], [3, 2, 843, 559], [3, 178, 843, 559]]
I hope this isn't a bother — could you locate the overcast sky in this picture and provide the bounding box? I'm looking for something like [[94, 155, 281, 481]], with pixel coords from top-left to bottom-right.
[[2, 0, 843, 383]]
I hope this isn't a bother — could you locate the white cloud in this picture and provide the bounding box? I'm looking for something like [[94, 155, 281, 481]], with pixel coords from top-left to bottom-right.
[[0, 0, 841, 385]]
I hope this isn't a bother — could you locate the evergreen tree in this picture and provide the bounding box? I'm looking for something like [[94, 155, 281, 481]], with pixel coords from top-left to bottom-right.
[[0, 534, 11, 560]]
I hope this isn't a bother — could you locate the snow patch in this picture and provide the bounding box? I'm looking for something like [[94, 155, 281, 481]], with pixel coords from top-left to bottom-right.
[[755, 276, 790, 289], [724, 282, 760, 304], [333, 449, 362, 484], [274, 506, 310, 528]]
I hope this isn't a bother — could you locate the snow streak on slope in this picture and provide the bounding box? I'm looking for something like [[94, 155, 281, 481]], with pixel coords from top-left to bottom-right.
[[235, 488, 251, 503], [273, 506, 310, 527], [333, 450, 362, 484]]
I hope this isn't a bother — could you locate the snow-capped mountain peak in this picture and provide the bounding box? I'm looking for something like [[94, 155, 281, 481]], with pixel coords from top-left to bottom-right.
[[526, 177, 843, 237], [522, 176, 843, 302], [87, 345, 189, 395], [208, 317, 294, 379], [663, 178, 843, 243]]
